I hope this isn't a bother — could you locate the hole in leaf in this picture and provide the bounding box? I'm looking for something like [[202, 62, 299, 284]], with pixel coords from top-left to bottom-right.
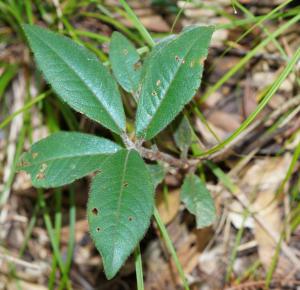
[[92, 208, 98, 216], [96, 227, 101, 232]]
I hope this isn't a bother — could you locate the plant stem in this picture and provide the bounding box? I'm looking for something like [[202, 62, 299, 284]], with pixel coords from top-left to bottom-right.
[[134, 244, 144, 290], [0, 91, 48, 129], [153, 208, 190, 290]]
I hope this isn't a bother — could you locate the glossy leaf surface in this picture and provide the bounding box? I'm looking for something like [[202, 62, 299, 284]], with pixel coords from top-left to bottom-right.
[[109, 31, 141, 96], [180, 173, 216, 228], [23, 24, 126, 134], [88, 150, 154, 279], [135, 25, 214, 140], [18, 132, 121, 188]]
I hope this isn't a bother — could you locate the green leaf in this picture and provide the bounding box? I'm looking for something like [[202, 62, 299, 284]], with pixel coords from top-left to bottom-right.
[[109, 31, 142, 97], [173, 114, 193, 157], [146, 163, 166, 188], [18, 131, 121, 188], [88, 150, 154, 279], [135, 25, 214, 140], [180, 173, 216, 228], [138, 35, 176, 96], [23, 24, 126, 134]]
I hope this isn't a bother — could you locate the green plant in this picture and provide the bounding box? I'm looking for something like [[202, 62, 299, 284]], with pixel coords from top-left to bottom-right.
[[18, 23, 216, 283]]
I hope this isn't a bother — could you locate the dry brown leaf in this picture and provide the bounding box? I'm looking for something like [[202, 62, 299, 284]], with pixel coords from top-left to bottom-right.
[[208, 110, 241, 133], [145, 217, 201, 290], [6, 281, 48, 290], [121, 15, 170, 32], [241, 154, 293, 274], [156, 190, 180, 225], [61, 219, 88, 244]]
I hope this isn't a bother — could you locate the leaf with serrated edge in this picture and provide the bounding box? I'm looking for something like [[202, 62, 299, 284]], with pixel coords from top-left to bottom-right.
[[110, 32, 141, 96], [23, 24, 126, 134], [17, 132, 121, 188], [88, 150, 154, 279], [135, 25, 214, 140], [180, 173, 216, 228]]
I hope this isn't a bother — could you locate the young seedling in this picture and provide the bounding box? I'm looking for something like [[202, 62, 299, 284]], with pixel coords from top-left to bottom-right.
[[18, 23, 216, 281]]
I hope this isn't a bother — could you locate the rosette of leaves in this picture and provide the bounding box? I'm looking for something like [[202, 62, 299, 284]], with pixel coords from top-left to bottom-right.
[[18, 24, 215, 279]]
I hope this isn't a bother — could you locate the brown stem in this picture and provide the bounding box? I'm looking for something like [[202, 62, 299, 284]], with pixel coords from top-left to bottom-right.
[[139, 147, 200, 168]]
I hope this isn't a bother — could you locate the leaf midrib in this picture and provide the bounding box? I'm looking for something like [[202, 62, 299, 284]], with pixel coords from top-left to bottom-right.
[[111, 150, 130, 260], [29, 28, 122, 132]]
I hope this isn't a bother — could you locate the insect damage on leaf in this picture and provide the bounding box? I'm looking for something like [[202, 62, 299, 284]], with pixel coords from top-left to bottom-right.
[[32, 152, 38, 159], [36, 163, 48, 180], [135, 25, 214, 140], [21, 22, 215, 281], [87, 150, 154, 279]]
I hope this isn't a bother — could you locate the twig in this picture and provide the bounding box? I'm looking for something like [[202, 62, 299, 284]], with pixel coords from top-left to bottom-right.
[[0, 250, 41, 270], [139, 147, 198, 168], [123, 95, 300, 169], [122, 133, 202, 168]]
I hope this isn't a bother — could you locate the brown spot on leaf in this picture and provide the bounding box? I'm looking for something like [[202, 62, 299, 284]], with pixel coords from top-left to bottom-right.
[[36, 163, 48, 180], [151, 90, 157, 96], [96, 227, 101, 232], [36, 172, 45, 180], [123, 182, 128, 187], [40, 163, 48, 172], [134, 62, 141, 71], [92, 208, 99, 216], [18, 159, 30, 167], [199, 57, 207, 65], [128, 216, 133, 221], [175, 55, 180, 62], [32, 152, 38, 159]]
